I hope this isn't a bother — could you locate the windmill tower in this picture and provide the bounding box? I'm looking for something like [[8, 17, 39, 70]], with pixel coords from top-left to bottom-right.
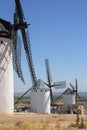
[[63, 88, 75, 106], [0, 19, 14, 114], [30, 79, 50, 114], [0, 0, 37, 114]]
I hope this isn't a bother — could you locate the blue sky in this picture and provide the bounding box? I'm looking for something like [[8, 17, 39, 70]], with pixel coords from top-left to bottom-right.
[[0, 0, 87, 92]]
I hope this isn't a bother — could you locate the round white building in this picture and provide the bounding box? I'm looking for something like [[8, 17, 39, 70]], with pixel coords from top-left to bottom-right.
[[30, 79, 50, 114], [0, 19, 14, 114], [63, 88, 75, 106]]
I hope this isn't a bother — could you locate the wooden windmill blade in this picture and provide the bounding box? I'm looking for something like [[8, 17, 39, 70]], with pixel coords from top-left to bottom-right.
[[13, 0, 38, 105], [13, 0, 37, 85], [75, 78, 78, 103], [69, 83, 75, 91], [12, 7, 25, 83], [70, 79, 81, 104], [53, 90, 66, 103], [75, 79, 81, 103], [75, 79, 78, 91], [45, 59, 54, 103], [45, 58, 66, 104], [53, 81, 66, 89], [14, 87, 31, 105], [45, 59, 52, 85]]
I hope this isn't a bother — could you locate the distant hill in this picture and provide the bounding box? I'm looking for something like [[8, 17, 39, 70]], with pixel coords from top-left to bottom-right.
[[14, 92, 30, 97]]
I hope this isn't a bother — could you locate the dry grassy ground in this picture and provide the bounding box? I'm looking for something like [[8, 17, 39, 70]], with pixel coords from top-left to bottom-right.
[[0, 113, 87, 130]]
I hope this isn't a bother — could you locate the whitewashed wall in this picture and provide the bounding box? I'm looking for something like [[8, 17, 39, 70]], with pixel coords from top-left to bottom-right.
[[30, 88, 50, 114], [63, 94, 75, 106], [0, 37, 14, 114]]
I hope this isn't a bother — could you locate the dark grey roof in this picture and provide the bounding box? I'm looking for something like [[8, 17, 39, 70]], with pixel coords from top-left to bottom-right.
[[32, 79, 50, 90], [0, 18, 11, 31], [64, 88, 74, 95], [0, 18, 11, 38], [0, 23, 9, 32]]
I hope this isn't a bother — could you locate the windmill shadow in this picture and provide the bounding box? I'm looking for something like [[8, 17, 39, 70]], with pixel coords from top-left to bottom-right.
[[0, 37, 12, 81]]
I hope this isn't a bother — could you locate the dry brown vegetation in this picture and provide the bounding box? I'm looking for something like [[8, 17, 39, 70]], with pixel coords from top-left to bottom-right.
[[0, 113, 87, 130], [13, 93, 87, 130]]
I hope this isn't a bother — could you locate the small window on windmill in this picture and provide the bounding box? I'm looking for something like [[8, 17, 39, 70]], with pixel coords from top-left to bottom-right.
[[35, 90, 37, 92], [0, 40, 3, 44], [41, 90, 42, 92]]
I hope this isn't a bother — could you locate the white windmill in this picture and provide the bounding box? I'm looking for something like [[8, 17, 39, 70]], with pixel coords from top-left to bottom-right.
[[0, 0, 37, 114], [0, 20, 14, 114]]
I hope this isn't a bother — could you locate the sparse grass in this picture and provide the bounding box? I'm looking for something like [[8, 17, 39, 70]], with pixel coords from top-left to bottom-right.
[[69, 120, 87, 129], [55, 122, 60, 130], [1, 121, 87, 130], [0, 124, 15, 130], [69, 122, 78, 128], [0, 113, 87, 130], [58, 118, 66, 121], [52, 115, 57, 118], [15, 121, 24, 127], [58, 115, 66, 121], [84, 121, 87, 128], [0, 122, 51, 130]]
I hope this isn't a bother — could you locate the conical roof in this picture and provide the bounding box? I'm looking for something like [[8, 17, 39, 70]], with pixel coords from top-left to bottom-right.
[[0, 18, 11, 38], [64, 88, 74, 95], [0, 22, 4, 29], [0, 23, 9, 32], [32, 79, 50, 90]]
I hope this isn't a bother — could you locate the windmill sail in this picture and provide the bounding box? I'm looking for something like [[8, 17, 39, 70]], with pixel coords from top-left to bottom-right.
[[12, 0, 37, 85], [45, 59, 53, 103], [45, 59, 52, 85], [70, 79, 81, 103], [53, 81, 66, 89], [45, 58, 66, 104], [21, 29, 37, 85], [12, 34, 25, 83], [12, 8, 25, 83], [14, 87, 31, 105]]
